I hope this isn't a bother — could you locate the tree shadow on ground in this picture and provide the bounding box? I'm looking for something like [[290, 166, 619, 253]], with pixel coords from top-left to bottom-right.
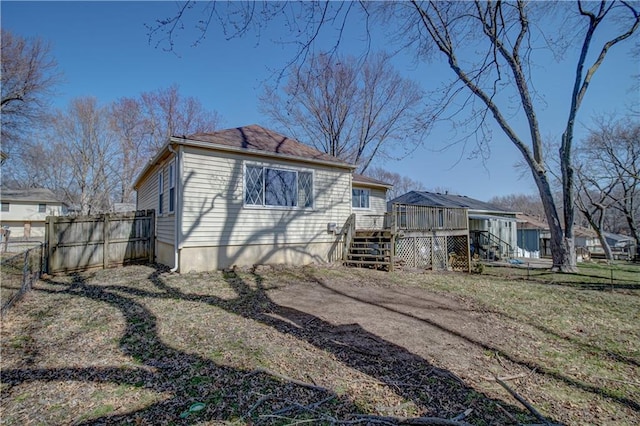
[[293, 268, 640, 414], [2, 265, 544, 425]]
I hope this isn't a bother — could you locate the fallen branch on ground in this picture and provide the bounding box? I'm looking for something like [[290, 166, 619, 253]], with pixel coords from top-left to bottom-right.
[[451, 408, 473, 421], [494, 402, 519, 423], [271, 395, 336, 416], [246, 367, 329, 393], [481, 373, 528, 382], [244, 393, 274, 419], [495, 377, 551, 425], [349, 414, 473, 425]]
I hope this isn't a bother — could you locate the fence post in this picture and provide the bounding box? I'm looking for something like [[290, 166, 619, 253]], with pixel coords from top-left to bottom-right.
[[103, 213, 110, 269], [22, 250, 29, 292], [46, 216, 55, 274]]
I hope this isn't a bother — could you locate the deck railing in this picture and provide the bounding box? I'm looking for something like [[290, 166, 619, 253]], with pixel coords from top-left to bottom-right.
[[390, 203, 468, 232]]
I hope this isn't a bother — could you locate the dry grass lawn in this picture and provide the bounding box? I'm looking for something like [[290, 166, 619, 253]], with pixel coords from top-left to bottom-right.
[[1, 262, 638, 425]]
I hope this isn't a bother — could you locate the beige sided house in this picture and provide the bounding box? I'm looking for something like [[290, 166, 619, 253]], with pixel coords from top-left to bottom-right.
[[0, 188, 65, 239], [133, 125, 389, 272]]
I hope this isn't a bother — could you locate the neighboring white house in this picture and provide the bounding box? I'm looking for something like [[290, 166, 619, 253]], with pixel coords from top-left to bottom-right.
[[133, 125, 390, 272], [0, 188, 65, 239]]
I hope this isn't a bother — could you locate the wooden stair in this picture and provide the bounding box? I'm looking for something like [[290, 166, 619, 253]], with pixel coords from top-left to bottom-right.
[[345, 230, 393, 271]]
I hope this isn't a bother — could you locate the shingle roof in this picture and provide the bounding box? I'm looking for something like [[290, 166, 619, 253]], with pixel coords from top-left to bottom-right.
[[352, 173, 392, 188], [0, 188, 61, 203], [183, 125, 352, 167], [389, 190, 514, 214], [516, 213, 549, 230]]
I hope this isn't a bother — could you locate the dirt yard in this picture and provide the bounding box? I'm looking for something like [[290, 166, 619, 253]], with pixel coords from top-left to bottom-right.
[[1, 263, 638, 425]]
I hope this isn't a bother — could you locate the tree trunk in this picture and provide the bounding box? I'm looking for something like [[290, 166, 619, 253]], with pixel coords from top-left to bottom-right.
[[531, 168, 577, 272], [594, 208, 614, 261], [625, 214, 640, 261]]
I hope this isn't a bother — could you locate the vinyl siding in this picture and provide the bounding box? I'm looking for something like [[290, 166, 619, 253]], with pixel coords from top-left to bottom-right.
[[180, 146, 351, 249], [352, 185, 387, 229], [136, 159, 175, 244]]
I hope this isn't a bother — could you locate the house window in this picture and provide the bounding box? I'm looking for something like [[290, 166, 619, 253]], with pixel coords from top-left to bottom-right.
[[168, 162, 175, 213], [39, 203, 46, 213], [158, 171, 164, 215], [352, 188, 370, 209], [245, 165, 313, 208], [1, 202, 9, 212]]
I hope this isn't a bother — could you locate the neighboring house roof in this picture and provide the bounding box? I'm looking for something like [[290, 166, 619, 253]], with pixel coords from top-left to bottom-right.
[[0, 188, 61, 203], [516, 213, 549, 230], [574, 226, 598, 239], [352, 173, 392, 189], [113, 203, 136, 213], [389, 190, 515, 215], [134, 125, 355, 189], [604, 232, 635, 247]]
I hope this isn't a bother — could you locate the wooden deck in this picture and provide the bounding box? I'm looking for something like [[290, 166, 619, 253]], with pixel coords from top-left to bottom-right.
[[343, 204, 472, 272]]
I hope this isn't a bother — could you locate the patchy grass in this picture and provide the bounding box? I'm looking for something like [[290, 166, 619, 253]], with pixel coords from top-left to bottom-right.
[[483, 261, 640, 289], [1, 263, 639, 425]]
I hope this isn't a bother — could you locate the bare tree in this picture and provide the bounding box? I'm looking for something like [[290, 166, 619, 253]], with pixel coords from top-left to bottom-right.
[[260, 52, 426, 173], [51, 98, 120, 214], [110, 98, 148, 204], [148, 1, 639, 271], [576, 115, 640, 254], [366, 167, 425, 201], [489, 194, 547, 218], [139, 84, 222, 153], [1, 29, 61, 152], [110, 85, 223, 203]]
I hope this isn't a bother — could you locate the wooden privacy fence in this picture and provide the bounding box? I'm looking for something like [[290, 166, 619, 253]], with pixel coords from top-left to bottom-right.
[[45, 210, 155, 273]]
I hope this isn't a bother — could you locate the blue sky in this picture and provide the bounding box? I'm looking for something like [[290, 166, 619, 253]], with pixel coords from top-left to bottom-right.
[[3, 1, 638, 200]]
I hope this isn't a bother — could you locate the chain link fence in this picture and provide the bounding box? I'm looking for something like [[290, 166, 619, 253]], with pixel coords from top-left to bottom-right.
[[1, 243, 45, 317]]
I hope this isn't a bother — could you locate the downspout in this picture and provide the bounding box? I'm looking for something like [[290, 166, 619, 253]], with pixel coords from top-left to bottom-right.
[[168, 144, 181, 272]]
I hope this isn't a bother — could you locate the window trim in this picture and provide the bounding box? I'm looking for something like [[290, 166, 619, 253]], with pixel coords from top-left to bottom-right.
[[168, 161, 175, 214], [1, 202, 9, 212], [38, 203, 47, 213], [158, 170, 164, 215], [352, 188, 371, 210], [244, 163, 314, 210]]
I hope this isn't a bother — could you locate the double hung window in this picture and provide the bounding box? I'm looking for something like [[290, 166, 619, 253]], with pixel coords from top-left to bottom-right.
[[352, 188, 370, 209]]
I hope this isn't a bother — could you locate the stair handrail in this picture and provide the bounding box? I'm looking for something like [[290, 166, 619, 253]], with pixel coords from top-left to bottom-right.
[[342, 213, 357, 262], [470, 230, 514, 259]]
